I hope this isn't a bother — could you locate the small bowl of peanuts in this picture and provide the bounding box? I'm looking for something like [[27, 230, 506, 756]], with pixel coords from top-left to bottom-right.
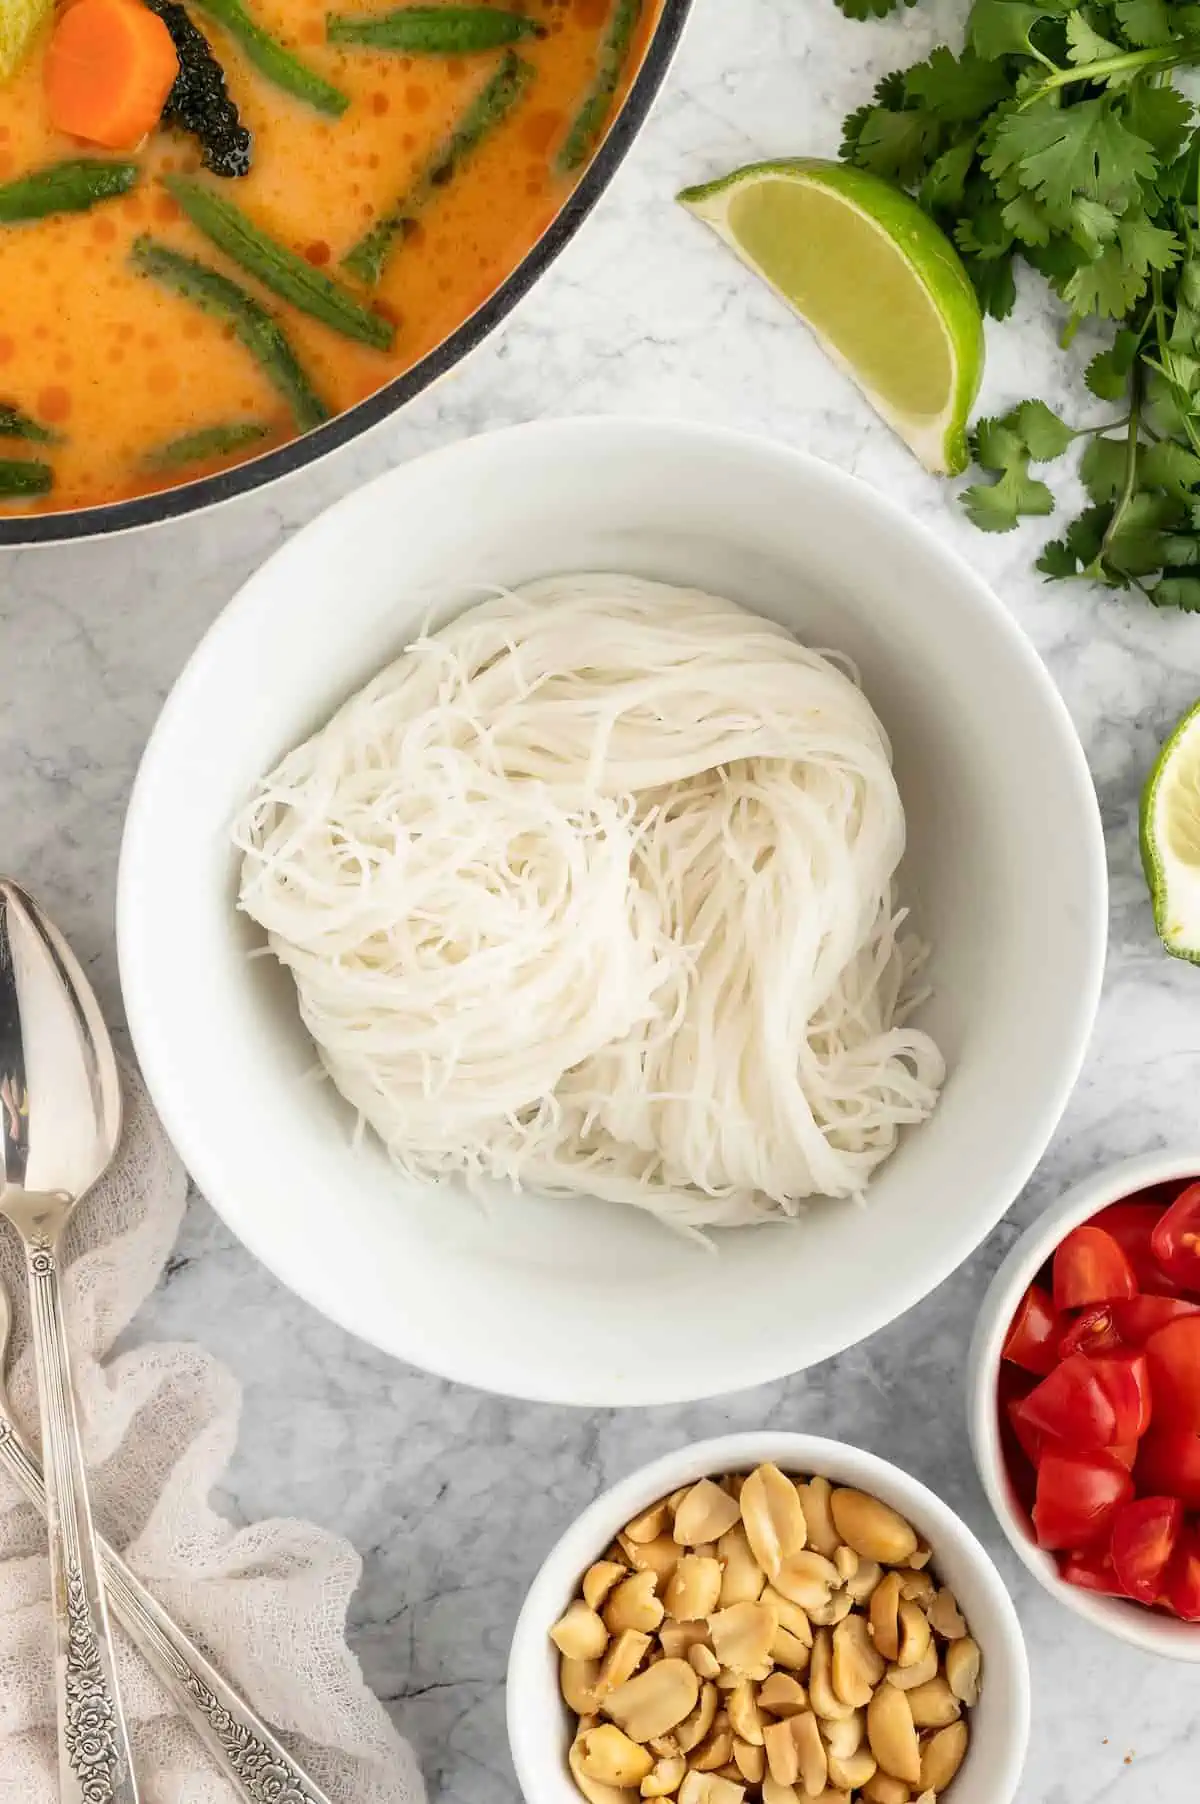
[[507, 1434, 1029, 1804]]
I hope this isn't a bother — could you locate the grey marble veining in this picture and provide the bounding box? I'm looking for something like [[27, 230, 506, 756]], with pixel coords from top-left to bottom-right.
[[3, 0, 1200, 1798]]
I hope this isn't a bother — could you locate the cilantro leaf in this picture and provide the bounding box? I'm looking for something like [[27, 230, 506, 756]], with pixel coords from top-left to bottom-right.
[[1008, 398, 1078, 459], [1141, 439, 1200, 494], [1114, 0, 1175, 46], [833, 0, 917, 19], [1065, 12, 1129, 77], [1104, 489, 1185, 574], [1123, 84, 1194, 166], [845, 109, 940, 186], [1081, 434, 1130, 503], [973, 414, 1026, 471], [986, 96, 1158, 213], [962, 460, 1056, 530], [968, 0, 1059, 61], [920, 140, 979, 212], [1153, 575, 1200, 609], [904, 48, 1015, 123], [962, 249, 1019, 317], [1037, 535, 1082, 577], [1086, 328, 1140, 398], [1064, 208, 1180, 317]]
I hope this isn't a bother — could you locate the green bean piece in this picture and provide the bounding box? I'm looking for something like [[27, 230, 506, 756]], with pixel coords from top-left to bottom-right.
[[0, 460, 53, 499], [342, 49, 534, 284], [326, 5, 541, 52], [147, 421, 272, 469], [164, 177, 395, 349], [0, 403, 59, 444], [131, 237, 330, 432], [195, 0, 349, 115], [0, 160, 139, 225], [557, 0, 642, 173]]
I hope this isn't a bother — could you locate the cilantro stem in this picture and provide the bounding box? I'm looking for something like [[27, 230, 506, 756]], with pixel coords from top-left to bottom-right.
[[1025, 43, 1197, 103], [1095, 362, 1143, 575]]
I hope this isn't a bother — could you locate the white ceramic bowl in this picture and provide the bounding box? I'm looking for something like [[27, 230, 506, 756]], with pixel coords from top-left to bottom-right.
[[117, 417, 1107, 1405], [967, 1150, 1200, 1660], [507, 1431, 1031, 1804]]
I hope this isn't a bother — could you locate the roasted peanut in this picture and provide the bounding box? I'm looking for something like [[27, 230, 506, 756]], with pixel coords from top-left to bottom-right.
[[796, 1478, 841, 1558], [691, 1643, 722, 1681], [896, 1600, 932, 1670], [895, 1570, 935, 1609], [765, 1590, 815, 1647], [733, 1738, 766, 1784], [827, 1747, 878, 1792], [885, 1648, 938, 1692], [709, 1601, 777, 1677], [774, 1553, 841, 1611], [727, 1678, 765, 1747], [586, 1561, 633, 1614], [764, 1717, 800, 1787], [604, 1660, 700, 1742], [692, 1722, 735, 1774], [554, 1603, 611, 1661], [641, 1754, 686, 1798], [926, 1590, 967, 1641], [719, 1524, 767, 1607], [606, 1572, 665, 1638], [598, 1631, 653, 1696], [908, 1543, 933, 1571], [771, 1627, 814, 1673], [666, 1555, 723, 1622], [577, 1726, 656, 1788], [808, 1590, 855, 1628], [761, 1782, 800, 1804], [867, 1683, 921, 1785], [563, 1656, 602, 1715], [918, 1721, 968, 1793], [674, 1481, 742, 1547], [831, 1614, 885, 1707], [868, 1572, 902, 1663], [820, 1711, 865, 1760], [660, 1621, 711, 1660], [758, 1671, 809, 1717], [808, 1628, 854, 1723], [830, 1492, 918, 1567], [570, 1732, 639, 1804], [625, 1502, 671, 1545], [676, 1681, 719, 1754], [678, 1773, 746, 1804], [620, 1535, 681, 1586], [862, 1775, 911, 1804], [741, 1464, 808, 1580], [834, 1546, 859, 1584], [904, 1678, 961, 1730], [792, 1711, 829, 1798], [945, 1637, 981, 1707], [845, 1560, 883, 1603]]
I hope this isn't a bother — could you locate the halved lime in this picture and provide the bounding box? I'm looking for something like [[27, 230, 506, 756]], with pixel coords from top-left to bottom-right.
[[678, 159, 985, 477], [0, 0, 52, 82], [1141, 698, 1200, 964]]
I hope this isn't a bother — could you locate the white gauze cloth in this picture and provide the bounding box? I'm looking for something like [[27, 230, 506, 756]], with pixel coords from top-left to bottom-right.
[[0, 1061, 425, 1804]]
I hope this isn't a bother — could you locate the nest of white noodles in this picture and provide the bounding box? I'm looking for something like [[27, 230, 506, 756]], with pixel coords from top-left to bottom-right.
[[233, 576, 945, 1232]]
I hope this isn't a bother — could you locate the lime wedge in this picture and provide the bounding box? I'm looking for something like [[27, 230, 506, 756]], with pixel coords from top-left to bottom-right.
[[678, 159, 985, 477], [1141, 698, 1200, 964], [0, 0, 52, 82]]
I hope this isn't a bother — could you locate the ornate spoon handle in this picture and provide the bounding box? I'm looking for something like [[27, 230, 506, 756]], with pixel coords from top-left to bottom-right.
[[25, 1227, 140, 1804], [0, 1380, 334, 1804]]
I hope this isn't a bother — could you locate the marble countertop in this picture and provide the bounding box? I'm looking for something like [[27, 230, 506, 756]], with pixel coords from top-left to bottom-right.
[[4, 0, 1200, 1797]]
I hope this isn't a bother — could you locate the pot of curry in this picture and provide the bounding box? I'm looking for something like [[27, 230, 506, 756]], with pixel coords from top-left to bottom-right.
[[0, 0, 689, 542]]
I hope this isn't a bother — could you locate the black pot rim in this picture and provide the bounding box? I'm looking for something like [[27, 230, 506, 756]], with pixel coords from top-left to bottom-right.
[[1, 0, 693, 549]]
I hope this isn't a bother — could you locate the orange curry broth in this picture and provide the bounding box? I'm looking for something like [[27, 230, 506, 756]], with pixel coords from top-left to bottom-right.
[[0, 0, 657, 513]]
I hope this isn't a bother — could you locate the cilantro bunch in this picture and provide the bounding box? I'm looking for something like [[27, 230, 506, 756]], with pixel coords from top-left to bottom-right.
[[841, 0, 1200, 607]]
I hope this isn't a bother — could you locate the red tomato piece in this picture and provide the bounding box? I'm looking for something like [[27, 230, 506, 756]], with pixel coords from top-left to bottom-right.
[[1090, 1351, 1153, 1442], [1020, 1353, 1118, 1450], [1145, 1317, 1200, 1433], [1110, 1496, 1183, 1604], [1059, 1304, 1123, 1360], [1093, 1199, 1187, 1297], [1151, 1181, 1200, 1293], [1060, 1547, 1129, 1597], [1135, 1427, 1200, 1508], [1111, 1294, 1200, 1345], [1053, 1225, 1138, 1310], [1003, 1282, 1067, 1376], [1007, 1395, 1045, 1466], [1033, 1449, 1133, 1550], [1106, 1439, 1139, 1470], [997, 1366, 1039, 1515], [1162, 1526, 1200, 1622]]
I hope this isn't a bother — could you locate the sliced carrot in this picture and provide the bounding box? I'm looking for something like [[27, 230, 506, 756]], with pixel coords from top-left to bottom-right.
[[45, 0, 178, 151]]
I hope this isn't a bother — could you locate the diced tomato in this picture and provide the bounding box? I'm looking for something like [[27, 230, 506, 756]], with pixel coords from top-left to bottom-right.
[[1151, 1181, 1200, 1294], [1111, 1294, 1200, 1345], [1053, 1225, 1138, 1310], [1145, 1317, 1200, 1433], [1003, 1282, 1067, 1376], [1007, 1395, 1046, 1466], [1020, 1353, 1118, 1450], [1135, 1427, 1200, 1508], [1162, 1526, 1200, 1622], [1093, 1198, 1188, 1296], [997, 1366, 1039, 1515], [1106, 1439, 1139, 1470], [1110, 1496, 1183, 1604], [1033, 1449, 1133, 1550], [1060, 1547, 1129, 1598], [1059, 1304, 1123, 1360], [1090, 1351, 1153, 1442]]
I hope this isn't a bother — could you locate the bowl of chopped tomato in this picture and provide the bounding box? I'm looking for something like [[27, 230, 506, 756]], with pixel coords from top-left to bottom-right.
[[968, 1152, 1200, 1658]]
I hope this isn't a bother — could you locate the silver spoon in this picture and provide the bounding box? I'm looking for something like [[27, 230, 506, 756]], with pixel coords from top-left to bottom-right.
[[0, 877, 137, 1804], [0, 1276, 337, 1804]]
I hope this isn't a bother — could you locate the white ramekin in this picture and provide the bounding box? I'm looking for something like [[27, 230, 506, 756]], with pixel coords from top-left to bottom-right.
[[967, 1150, 1200, 1661], [508, 1431, 1030, 1804]]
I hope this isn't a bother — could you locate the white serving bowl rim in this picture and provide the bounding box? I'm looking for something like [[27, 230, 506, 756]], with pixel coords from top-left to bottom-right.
[[507, 1430, 1031, 1804], [967, 1148, 1200, 1661]]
